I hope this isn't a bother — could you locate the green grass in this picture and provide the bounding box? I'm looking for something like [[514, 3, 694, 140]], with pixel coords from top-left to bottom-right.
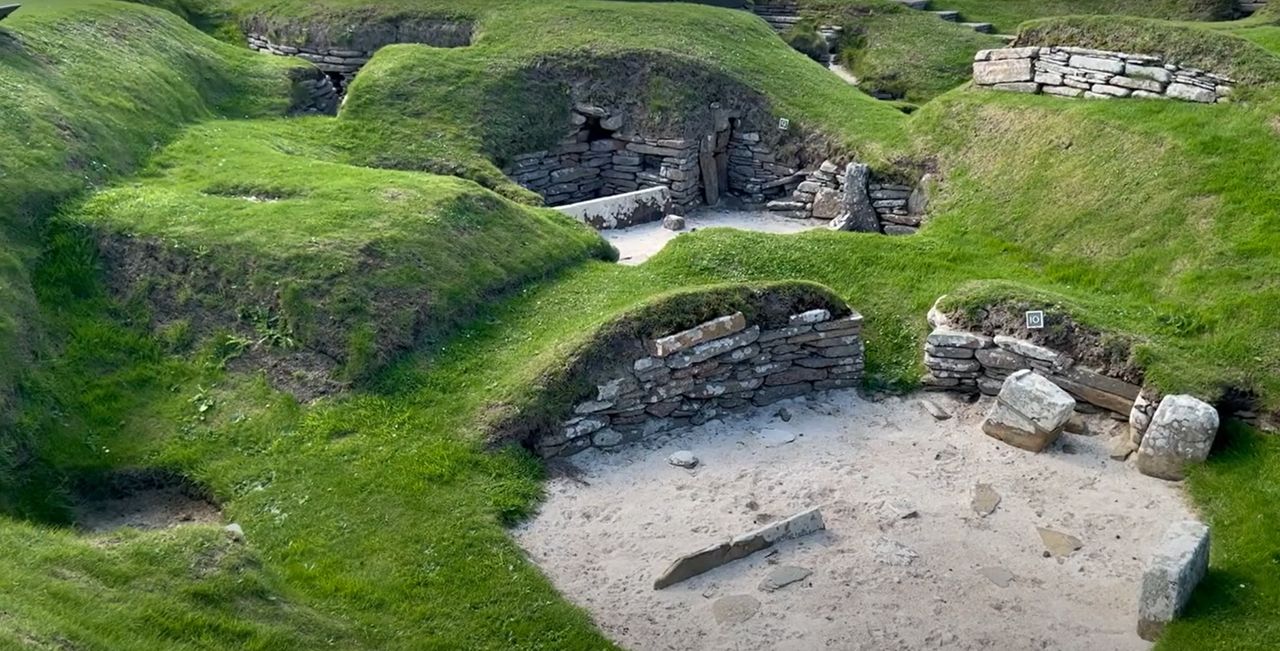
[[5, 0, 1280, 649], [927, 0, 1237, 34]]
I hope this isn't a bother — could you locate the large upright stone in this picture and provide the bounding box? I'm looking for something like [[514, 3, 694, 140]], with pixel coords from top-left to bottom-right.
[[973, 58, 1034, 85], [648, 313, 746, 357], [982, 370, 1076, 452], [1138, 520, 1210, 641], [829, 163, 880, 232], [1136, 395, 1219, 480]]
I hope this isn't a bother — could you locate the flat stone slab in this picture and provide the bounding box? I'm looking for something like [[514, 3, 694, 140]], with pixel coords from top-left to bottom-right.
[[979, 566, 1014, 588], [653, 507, 825, 589], [712, 595, 760, 624], [556, 186, 672, 229], [759, 565, 812, 592], [971, 483, 1000, 516], [649, 312, 746, 358], [1138, 520, 1210, 641], [0, 4, 18, 21], [1038, 527, 1083, 558]]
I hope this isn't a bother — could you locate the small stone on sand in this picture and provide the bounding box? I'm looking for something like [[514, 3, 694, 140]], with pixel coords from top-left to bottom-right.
[[971, 483, 1001, 517], [871, 538, 919, 566], [921, 398, 952, 421], [979, 566, 1014, 587], [668, 450, 699, 468], [1109, 437, 1135, 461], [759, 565, 812, 592], [712, 594, 760, 624], [1038, 527, 1084, 558]]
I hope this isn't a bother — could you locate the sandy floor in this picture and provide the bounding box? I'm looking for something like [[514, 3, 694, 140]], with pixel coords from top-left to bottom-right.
[[513, 391, 1195, 651], [74, 487, 222, 533], [604, 207, 824, 265]]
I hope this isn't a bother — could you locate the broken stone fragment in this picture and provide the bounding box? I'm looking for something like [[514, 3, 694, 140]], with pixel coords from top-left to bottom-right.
[[982, 370, 1076, 452], [971, 483, 1000, 516], [1038, 527, 1083, 558], [653, 507, 825, 589]]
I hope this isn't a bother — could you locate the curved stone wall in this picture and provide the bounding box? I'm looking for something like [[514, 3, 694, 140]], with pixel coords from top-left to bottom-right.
[[531, 297, 865, 458], [974, 46, 1234, 103]]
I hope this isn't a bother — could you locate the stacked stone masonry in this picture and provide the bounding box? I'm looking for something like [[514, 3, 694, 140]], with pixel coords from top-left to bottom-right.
[[973, 46, 1234, 103], [922, 326, 1142, 418], [765, 160, 925, 235], [505, 104, 806, 209], [248, 34, 375, 95], [289, 69, 339, 115], [536, 308, 865, 457]]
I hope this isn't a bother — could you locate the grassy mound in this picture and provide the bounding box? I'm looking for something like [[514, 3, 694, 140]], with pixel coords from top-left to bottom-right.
[[1016, 14, 1280, 87], [59, 118, 610, 391], [928, 0, 1238, 34]]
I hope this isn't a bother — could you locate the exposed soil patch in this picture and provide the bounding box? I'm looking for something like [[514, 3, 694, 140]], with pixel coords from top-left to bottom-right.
[[72, 469, 221, 533], [513, 391, 1192, 650]]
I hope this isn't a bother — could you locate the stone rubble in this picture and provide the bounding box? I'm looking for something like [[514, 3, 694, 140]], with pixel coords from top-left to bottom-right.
[[973, 46, 1234, 103], [768, 160, 924, 235]]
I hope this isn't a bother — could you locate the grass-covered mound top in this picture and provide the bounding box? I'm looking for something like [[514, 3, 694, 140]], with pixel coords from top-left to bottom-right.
[[59, 118, 612, 391], [1016, 14, 1280, 87], [929, 0, 1239, 34], [236, 0, 912, 189]]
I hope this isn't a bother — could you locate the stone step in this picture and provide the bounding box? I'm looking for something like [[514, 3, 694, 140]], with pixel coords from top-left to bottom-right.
[[963, 22, 995, 33], [931, 10, 960, 21]]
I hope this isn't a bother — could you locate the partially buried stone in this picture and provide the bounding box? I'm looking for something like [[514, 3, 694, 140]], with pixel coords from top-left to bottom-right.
[[759, 565, 812, 592], [662, 214, 686, 231], [920, 398, 952, 420], [668, 450, 699, 468], [1038, 527, 1083, 558], [971, 483, 1000, 516], [712, 595, 760, 624]]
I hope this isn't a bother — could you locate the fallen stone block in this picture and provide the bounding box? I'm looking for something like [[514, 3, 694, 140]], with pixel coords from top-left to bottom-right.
[[982, 370, 1076, 452], [1136, 395, 1219, 480], [653, 507, 825, 589], [1138, 520, 1210, 641]]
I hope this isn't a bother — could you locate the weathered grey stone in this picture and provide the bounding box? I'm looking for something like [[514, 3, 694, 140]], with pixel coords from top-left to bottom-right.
[[789, 309, 831, 326], [976, 347, 1028, 370], [667, 326, 761, 369], [993, 335, 1059, 363], [985, 46, 1040, 61], [925, 344, 975, 359], [924, 355, 981, 373], [668, 450, 699, 468], [973, 58, 1034, 84], [653, 507, 825, 589], [921, 398, 952, 420], [592, 428, 624, 447], [563, 415, 609, 440], [982, 370, 1076, 452], [1138, 520, 1210, 641], [829, 163, 880, 232], [1049, 366, 1139, 415], [662, 214, 686, 231], [1038, 527, 1083, 558], [1125, 63, 1173, 84], [1090, 83, 1132, 97], [1165, 82, 1216, 103], [759, 565, 812, 592], [1136, 395, 1219, 480], [811, 187, 844, 219], [650, 313, 747, 357], [991, 81, 1039, 93], [971, 483, 1000, 516], [1110, 75, 1164, 93], [1069, 54, 1124, 74], [1129, 387, 1159, 445], [928, 327, 992, 350], [815, 312, 863, 331]]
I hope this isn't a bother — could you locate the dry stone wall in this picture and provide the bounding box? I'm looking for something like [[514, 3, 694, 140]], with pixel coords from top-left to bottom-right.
[[922, 325, 1142, 417], [504, 104, 811, 209], [289, 68, 339, 115], [765, 161, 926, 235], [247, 21, 472, 94], [974, 46, 1234, 103], [535, 308, 865, 457]]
